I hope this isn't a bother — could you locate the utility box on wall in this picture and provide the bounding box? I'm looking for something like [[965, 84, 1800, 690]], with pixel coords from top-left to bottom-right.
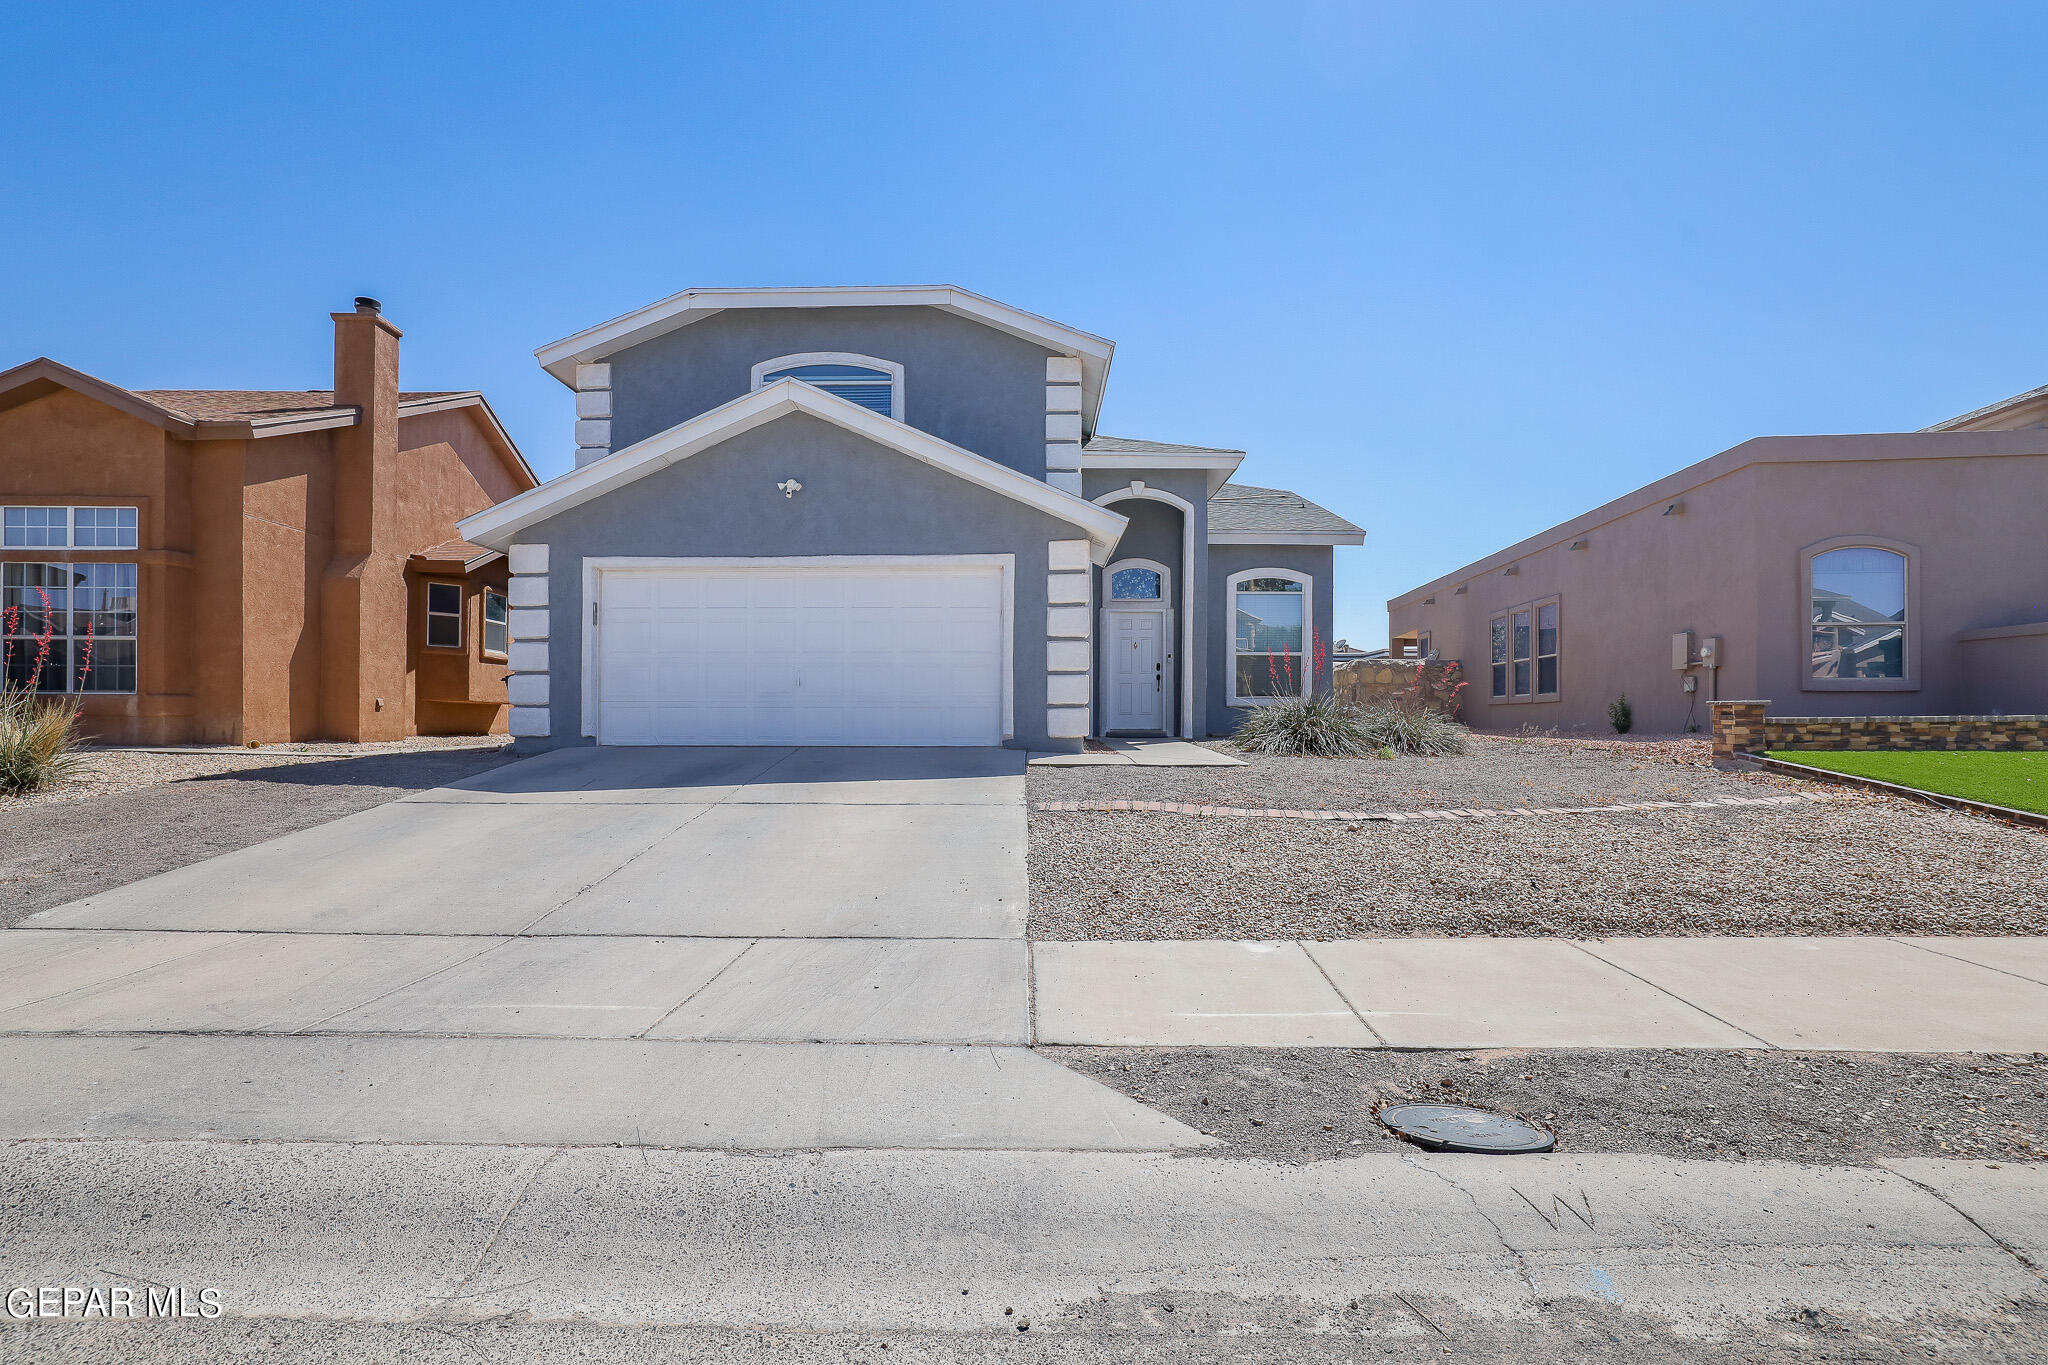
[[1671, 631, 1694, 670]]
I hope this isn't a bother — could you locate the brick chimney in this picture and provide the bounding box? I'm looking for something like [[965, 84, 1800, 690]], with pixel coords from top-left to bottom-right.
[[320, 297, 407, 740]]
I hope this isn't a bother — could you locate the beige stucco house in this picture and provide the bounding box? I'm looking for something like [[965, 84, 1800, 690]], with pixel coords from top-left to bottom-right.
[[1387, 382, 2048, 733]]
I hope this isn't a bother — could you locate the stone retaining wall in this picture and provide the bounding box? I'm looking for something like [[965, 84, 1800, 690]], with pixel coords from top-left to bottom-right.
[[1332, 658, 1465, 718], [1711, 699, 2048, 763]]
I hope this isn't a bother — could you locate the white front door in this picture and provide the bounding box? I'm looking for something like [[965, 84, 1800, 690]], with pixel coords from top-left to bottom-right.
[[594, 560, 1007, 746], [1104, 609, 1167, 733]]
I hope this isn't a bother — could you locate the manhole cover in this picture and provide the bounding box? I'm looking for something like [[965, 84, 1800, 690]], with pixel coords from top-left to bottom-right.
[[1378, 1103, 1555, 1154]]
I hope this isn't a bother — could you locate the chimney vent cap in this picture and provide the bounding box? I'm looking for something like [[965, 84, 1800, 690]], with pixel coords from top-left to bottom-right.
[[353, 296, 382, 315]]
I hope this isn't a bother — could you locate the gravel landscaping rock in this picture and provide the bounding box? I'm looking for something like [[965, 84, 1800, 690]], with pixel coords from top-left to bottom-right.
[[0, 744, 515, 926], [1029, 737, 2048, 938], [1055, 1045, 2048, 1167]]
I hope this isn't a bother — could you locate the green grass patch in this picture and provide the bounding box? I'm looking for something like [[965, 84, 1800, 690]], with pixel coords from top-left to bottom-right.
[[1765, 749, 2048, 815]]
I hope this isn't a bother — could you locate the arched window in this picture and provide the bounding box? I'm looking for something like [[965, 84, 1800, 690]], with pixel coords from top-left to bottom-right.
[[1227, 568, 1312, 706], [751, 352, 904, 419], [1804, 538, 1914, 688], [1107, 559, 1169, 603]]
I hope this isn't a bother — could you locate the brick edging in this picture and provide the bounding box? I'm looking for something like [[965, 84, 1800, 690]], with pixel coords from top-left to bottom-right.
[[1748, 755, 2048, 832], [1033, 792, 1845, 824]]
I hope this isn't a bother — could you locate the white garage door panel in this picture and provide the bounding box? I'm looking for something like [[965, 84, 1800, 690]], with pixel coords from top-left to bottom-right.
[[597, 563, 1006, 746]]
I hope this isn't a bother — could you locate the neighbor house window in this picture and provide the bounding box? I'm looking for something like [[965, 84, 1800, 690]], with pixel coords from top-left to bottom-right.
[[425, 582, 463, 649], [1489, 596, 1560, 702], [482, 589, 509, 658], [751, 352, 905, 419], [1807, 541, 1911, 686], [3, 505, 137, 550], [1228, 569, 1312, 705], [3, 561, 138, 693]]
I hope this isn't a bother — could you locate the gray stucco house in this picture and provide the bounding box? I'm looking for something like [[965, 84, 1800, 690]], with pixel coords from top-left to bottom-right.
[[460, 286, 1361, 751]]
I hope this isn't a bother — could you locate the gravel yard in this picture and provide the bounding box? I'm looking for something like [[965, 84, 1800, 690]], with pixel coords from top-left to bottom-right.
[[1029, 735, 2048, 938], [1056, 1046, 2048, 1167], [0, 741, 515, 926]]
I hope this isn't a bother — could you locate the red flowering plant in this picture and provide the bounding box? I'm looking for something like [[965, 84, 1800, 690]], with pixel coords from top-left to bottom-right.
[[1, 581, 89, 795]]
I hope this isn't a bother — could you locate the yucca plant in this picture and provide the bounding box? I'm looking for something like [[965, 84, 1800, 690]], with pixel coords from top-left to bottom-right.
[[1355, 700, 1469, 757], [0, 686, 85, 795], [1231, 692, 1380, 757]]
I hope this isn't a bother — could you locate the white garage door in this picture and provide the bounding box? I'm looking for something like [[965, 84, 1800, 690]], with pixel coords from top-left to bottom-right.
[[595, 560, 1008, 746]]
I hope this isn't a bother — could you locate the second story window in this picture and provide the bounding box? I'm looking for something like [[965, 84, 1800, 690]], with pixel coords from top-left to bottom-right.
[[4, 505, 138, 550], [752, 353, 904, 420]]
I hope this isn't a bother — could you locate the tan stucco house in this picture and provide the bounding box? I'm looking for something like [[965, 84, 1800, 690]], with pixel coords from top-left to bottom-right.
[[1388, 382, 2048, 733], [0, 300, 537, 745]]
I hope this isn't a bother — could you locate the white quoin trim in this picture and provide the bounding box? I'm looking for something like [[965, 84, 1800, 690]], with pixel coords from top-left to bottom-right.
[[1046, 538, 1093, 746], [506, 543, 553, 738], [1093, 483, 1196, 739]]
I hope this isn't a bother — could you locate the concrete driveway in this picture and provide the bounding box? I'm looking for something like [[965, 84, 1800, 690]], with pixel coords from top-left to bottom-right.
[[2, 747, 1197, 1150]]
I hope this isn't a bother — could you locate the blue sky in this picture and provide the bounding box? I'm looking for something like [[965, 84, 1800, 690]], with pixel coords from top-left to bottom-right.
[[5, 2, 2043, 648]]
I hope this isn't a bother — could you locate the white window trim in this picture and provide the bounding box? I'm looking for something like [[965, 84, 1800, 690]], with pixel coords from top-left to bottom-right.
[[481, 588, 509, 661], [2, 504, 139, 551], [578, 554, 1016, 741], [1226, 567, 1314, 708], [750, 352, 904, 422], [2, 560, 140, 695], [1094, 485, 1196, 737], [425, 581, 464, 651], [1487, 595, 1560, 703], [1801, 534, 1919, 692]]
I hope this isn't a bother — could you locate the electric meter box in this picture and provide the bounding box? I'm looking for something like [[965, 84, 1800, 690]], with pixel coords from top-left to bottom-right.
[[1671, 631, 1694, 670], [1700, 635, 1723, 667]]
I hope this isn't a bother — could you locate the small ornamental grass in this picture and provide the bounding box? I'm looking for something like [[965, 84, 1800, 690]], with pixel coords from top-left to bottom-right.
[[1232, 695, 1468, 759], [0, 686, 86, 796]]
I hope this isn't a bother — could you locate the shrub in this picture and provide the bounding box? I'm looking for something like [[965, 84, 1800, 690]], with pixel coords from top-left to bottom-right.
[[1357, 700, 1469, 757], [1231, 692, 1379, 758], [0, 685, 86, 796], [1608, 694, 1633, 734], [1232, 695, 1468, 759]]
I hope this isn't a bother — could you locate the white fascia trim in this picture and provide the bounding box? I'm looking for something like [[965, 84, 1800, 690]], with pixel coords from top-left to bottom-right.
[[750, 351, 904, 421], [532, 285, 1115, 436], [1082, 451, 1245, 495], [1209, 530, 1366, 546], [580, 554, 1016, 742], [460, 379, 1129, 561]]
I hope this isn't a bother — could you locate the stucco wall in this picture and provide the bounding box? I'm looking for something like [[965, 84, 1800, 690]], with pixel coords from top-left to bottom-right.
[[605, 307, 1057, 478], [1205, 543, 1335, 737], [518, 412, 1080, 748], [1391, 438, 2048, 733], [1960, 623, 2048, 715]]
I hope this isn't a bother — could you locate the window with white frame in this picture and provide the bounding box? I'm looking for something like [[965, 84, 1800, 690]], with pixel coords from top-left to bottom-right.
[[3, 561, 139, 693], [1489, 596, 1559, 701], [752, 353, 904, 419], [1228, 569, 1311, 705], [425, 582, 463, 649], [1807, 542, 1909, 684], [482, 589, 509, 658], [3, 505, 137, 550]]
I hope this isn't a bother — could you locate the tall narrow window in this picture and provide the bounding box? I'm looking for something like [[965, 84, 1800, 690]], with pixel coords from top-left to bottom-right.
[[1228, 570, 1311, 705], [1511, 609, 1533, 697], [482, 589, 509, 658], [752, 353, 904, 419], [1535, 601, 1559, 696], [1809, 546, 1906, 680], [426, 582, 463, 649], [1490, 616, 1508, 698]]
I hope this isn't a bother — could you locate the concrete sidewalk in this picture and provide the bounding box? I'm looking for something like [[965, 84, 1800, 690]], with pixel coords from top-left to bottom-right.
[[1033, 935, 2048, 1051]]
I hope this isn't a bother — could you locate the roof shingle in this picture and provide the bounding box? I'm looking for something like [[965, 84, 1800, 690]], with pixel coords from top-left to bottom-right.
[[133, 390, 464, 421], [1084, 434, 1244, 456], [1207, 482, 1362, 535]]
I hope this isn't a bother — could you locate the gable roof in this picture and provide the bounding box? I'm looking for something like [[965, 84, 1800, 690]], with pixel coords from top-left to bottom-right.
[[1082, 434, 1247, 493], [534, 285, 1116, 438], [1208, 482, 1364, 544], [410, 537, 504, 572], [1084, 435, 1242, 456], [459, 378, 1130, 561], [1923, 379, 2048, 432], [0, 358, 535, 486]]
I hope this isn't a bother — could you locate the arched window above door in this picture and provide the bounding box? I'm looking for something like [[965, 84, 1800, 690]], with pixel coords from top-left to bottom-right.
[[1107, 558, 1170, 602]]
